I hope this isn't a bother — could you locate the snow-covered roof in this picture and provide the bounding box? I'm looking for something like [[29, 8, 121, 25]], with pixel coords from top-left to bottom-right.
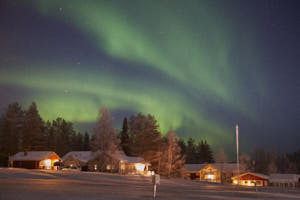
[[62, 151, 147, 164], [232, 172, 269, 180], [185, 163, 244, 172], [269, 174, 300, 183], [119, 154, 146, 164], [9, 151, 60, 161], [62, 151, 100, 163], [185, 164, 206, 172]]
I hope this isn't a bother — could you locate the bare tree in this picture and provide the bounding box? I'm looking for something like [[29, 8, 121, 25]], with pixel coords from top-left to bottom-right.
[[91, 107, 120, 171], [216, 147, 228, 163], [216, 147, 228, 183], [240, 152, 251, 171], [160, 129, 185, 178]]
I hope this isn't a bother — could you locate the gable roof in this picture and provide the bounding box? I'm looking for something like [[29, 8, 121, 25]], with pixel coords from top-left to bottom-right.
[[9, 151, 60, 161], [62, 151, 100, 163], [62, 151, 147, 164], [185, 163, 244, 172], [119, 154, 147, 164], [232, 172, 269, 180]]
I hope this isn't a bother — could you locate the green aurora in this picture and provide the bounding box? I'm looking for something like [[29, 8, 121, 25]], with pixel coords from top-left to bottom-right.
[[2, 0, 292, 155]]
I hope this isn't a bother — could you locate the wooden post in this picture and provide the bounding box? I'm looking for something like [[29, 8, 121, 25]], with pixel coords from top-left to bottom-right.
[[152, 174, 160, 200], [153, 184, 157, 199]]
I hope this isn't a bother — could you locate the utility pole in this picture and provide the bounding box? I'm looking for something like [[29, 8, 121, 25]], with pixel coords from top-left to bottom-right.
[[236, 124, 240, 185]]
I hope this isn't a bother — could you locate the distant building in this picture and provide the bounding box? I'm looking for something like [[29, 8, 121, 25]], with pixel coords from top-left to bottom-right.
[[185, 163, 245, 183], [232, 172, 269, 186], [62, 151, 100, 168], [119, 154, 150, 175], [269, 174, 300, 188], [9, 151, 62, 169], [62, 151, 150, 175]]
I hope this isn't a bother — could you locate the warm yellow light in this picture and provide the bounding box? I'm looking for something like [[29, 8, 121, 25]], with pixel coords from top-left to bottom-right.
[[146, 171, 153, 176], [204, 174, 215, 180], [44, 159, 51, 169], [135, 163, 145, 171], [233, 180, 238, 184]]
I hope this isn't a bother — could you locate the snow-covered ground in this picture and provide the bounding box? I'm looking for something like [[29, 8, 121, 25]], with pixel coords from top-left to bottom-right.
[[0, 168, 300, 200]]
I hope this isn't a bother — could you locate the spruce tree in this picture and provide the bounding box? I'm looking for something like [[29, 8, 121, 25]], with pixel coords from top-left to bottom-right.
[[120, 117, 130, 155], [22, 102, 45, 151], [128, 113, 162, 171], [178, 138, 186, 157], [44, 120, 55, 151], [83, 132, 90, 151], [186, 137, 196, 163], [0, 103, 24, 166], [201, 140, 214, 163], [52, 117, 75, 156]]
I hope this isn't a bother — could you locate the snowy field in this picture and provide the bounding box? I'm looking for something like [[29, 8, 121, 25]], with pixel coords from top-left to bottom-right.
[[0, 168, 300, 200]]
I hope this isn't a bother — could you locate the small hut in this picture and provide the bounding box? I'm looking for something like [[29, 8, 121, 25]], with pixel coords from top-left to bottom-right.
[[62, 151, 100, 168], [9, 151, 61, 169], [119, 154, 150, 175], [232, 172, 269, 186], [185, 163, 244, 183]]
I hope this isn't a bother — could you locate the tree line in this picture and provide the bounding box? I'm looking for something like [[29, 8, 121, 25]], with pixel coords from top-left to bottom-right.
[[251, 148, 300, 174], [0, 102, 215, 177], [0, 102, 90, 165], [2, 102, 299, 176]]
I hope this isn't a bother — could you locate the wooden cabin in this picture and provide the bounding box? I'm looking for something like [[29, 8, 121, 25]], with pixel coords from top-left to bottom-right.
[[9, 151, 61, 169], [62, 151, 150, 175], [62, 151, 100, 168], [119, 154, 150, 175], [232, 172, 269, 186], [185, 163, 244, 183]]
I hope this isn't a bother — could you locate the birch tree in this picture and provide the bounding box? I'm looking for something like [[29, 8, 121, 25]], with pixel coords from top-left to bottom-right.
[[160, 129, 185, 177], [216, 147, 228, 183], [91, 107, 120, 171]]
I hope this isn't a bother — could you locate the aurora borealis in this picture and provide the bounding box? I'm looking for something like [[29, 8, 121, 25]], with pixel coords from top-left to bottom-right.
[[0, 0, 298, 156]]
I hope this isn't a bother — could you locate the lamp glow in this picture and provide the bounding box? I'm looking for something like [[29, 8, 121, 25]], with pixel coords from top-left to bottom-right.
[[44, 159, 51, 169], [135, 163, 145, 171]]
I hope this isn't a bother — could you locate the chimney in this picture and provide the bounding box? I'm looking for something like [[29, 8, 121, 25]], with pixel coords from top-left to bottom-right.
[[24, 149, 28, 156]]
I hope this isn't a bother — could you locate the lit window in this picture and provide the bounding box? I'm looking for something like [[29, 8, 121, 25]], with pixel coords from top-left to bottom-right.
[[135, 163, 145, 171], [44, 159, 51, 169], [204, 174, 215, 180], [247, 181, 251, 186]]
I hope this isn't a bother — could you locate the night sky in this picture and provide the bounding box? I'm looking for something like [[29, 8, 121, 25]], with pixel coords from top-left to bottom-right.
[[0, 0, 299, 157]]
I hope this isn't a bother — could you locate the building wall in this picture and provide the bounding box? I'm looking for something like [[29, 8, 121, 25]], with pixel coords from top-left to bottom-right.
[[199, 165, 221, 183], [232, 174, 268, 186], [120, 163, 149, 175], [13, 161, 40, 169], [63, 157, 83, 168]]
